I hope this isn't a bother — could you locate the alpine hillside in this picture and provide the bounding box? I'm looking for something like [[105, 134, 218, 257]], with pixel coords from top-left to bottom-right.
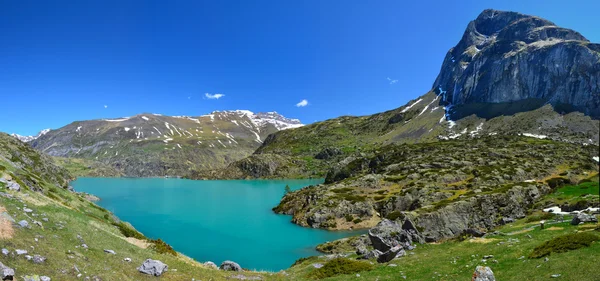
[[28, 110, 303, 177], [206, 9, 599, 180]]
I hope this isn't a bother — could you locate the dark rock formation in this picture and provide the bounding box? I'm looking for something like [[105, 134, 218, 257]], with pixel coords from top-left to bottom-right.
[[434, 9, 600, 119]]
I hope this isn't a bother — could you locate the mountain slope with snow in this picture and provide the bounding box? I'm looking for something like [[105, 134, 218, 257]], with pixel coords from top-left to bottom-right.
[[30, 110, 303, 177]]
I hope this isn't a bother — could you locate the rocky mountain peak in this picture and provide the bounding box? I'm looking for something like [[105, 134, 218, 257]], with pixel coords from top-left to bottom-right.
[[11, 128, 52, 143], [434, 9, 599, 120]]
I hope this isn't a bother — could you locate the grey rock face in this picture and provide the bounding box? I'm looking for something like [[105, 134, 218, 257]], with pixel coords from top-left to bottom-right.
[[137, 259, 168, 276], [203, 261, 218, 269], [472, 266, 496, 281], [433, 9, 600, 119], [571, 213, 598, 225], [0, 261, 15, 280], [220, 261, 242, 272], [368, 219, 423, 252]]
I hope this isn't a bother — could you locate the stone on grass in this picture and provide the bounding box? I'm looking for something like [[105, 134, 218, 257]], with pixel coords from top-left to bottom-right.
[[104, 249, 116, 255], [16, 249, 28, 255], [472, 266, 495, 281], [220, 261, 242, 272], [124, 258, 132, 262], [138, 259, 168, 276], [1, 261, 15, 280], [33, 255, 47, 264], [1, 249, 8, 256], [18, 220, 29, 228], [312, 263, 323, 269], [203, 261, 218, 269], [41, 276, 51, 281]]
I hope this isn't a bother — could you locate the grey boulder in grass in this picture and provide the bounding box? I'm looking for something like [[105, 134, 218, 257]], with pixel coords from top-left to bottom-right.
[[138, 259, 168, 276], [472, 266, 495, 281]]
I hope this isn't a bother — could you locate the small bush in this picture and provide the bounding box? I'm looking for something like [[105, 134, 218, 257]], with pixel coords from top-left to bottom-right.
[[308, 258, 374, 279], [344, 214, 353, 222], [386, 211, 403, 221], [353, 218, 363, 224], [525, 212, 556, 223], [112, 222, 145, 239], [529, 232, 599, 258], [150, 238, 177, 256]]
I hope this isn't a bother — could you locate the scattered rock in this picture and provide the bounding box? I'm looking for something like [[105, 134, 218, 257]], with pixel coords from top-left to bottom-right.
[[124, 258, 132, 262], [137, 259, 168, 276], [23, 208, 33, 213], [18, 220, 29, 228], [571, 213, 598, 225], [472, 266, 495, 281], [203, 261, 218, 269], [104, 249, 116, 255], [41, 276, 51, 281], [1, 249, 8, 256], [0, 261, 15, 280], [229, 275, 262, 280], [25, 255, 33, 261], [220, 261, 242, 272], [551, 274, 561, 278], [388, 264, 398, 267], [42, 218, 48, 222], [16, 249, 28, 255], [33, 255, 47, 264], [312, 263, 323, 269], [81, 244, 88, 249]]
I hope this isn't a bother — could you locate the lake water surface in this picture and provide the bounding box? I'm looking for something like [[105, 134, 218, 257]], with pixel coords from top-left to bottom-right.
[[72, 178, 361, 271]]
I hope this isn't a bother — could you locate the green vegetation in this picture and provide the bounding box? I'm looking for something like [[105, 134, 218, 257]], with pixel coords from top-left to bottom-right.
[[112, 221, 145, 239], [307, 258, 374, 279], [529, 232, 599, 258], [150, 239, 177, 256]]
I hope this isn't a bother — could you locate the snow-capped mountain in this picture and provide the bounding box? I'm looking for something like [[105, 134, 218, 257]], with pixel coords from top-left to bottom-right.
[[29, 110, 303, 177], [11, 129, 51, 143]]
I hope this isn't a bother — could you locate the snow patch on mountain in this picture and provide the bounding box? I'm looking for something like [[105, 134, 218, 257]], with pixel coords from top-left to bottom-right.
[[11, 128, 51, 143]]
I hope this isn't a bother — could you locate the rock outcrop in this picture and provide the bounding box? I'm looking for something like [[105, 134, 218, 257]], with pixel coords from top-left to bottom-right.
[[0, 261, 15, 280], [571, 213, 598, 225], [434, 9, 600, 119]]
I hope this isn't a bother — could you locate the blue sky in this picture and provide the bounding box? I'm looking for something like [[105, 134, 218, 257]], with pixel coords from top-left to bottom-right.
[[1, 0, 598, 135]]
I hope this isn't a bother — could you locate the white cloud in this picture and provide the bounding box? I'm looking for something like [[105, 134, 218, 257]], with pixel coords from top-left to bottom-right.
[[205, 93, 225, 99], [387, 77, 398, 85], [296, 99, 309, 107], [104, 105, 108, 109]]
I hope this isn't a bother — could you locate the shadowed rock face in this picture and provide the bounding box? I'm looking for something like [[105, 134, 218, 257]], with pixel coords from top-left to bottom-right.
[[434, 9, 600, 119]]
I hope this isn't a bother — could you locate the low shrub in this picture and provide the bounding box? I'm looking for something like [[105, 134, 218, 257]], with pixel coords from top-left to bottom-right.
[[308, 258, 374, 279], [112, 222, 145, 239], [344, 214, 353, 222], [353, 218, 363, 224], [150, 238, 177, 256], [386, 211, 403, 221], [529, 232, 599, 258], [525, 212, 556, 223]]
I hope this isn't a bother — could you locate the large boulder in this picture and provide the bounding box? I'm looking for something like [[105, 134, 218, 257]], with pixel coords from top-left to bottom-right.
[[368, 219, 423, 252], [377, 246, 405, 263], [137, 259, 168, 276], [1, 261, 15, 280], [472, 266, 495, 281], [571, 213, 598, 225], [220, 261, 242, 272]]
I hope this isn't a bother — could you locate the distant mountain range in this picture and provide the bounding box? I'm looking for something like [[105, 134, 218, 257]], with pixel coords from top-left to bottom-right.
[[26, 110, 302, 177]]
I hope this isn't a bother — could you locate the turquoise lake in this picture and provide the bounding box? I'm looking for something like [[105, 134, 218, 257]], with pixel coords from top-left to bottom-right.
[[72, 178, 361, 271]]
